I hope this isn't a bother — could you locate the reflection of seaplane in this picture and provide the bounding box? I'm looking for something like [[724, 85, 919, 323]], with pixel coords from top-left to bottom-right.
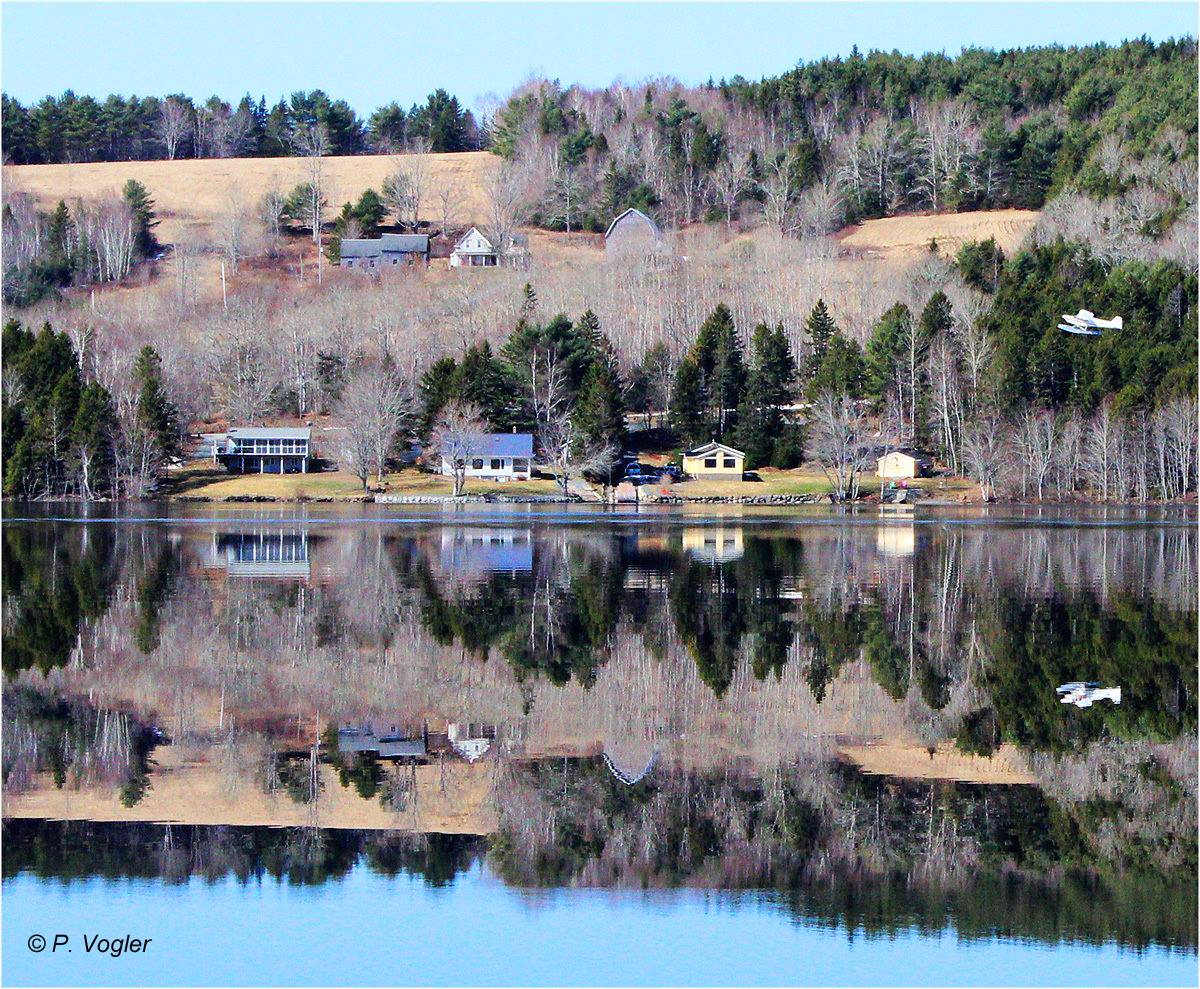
[[1056, 682, 1122, 708], [1058, 310, 1124, 337]]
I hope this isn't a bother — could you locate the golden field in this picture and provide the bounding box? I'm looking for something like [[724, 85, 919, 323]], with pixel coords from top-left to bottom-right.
[[839, 207, 1039, 259], [3, 151, 499, 243]]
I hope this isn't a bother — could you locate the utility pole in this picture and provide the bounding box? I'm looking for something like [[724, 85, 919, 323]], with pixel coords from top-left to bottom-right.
[[220, 261, 227, 310]]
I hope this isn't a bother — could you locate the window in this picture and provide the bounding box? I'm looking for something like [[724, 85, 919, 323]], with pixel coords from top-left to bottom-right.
[[472, 459, 484, 469], [490, 458, 503, 470], [723, 458, 736, 468], [704, 458, 717, 468]]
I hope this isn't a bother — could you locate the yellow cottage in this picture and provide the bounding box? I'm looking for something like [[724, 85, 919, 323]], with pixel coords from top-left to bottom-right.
[[682, 442, 746, 479]]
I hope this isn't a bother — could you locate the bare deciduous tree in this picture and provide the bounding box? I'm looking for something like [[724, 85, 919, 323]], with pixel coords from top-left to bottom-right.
[[214, 191, 250, 274], [382, 141, 431, 231], [431, 401, 488, 496], [484, 160, 534, 261], [962, 409, 1008, 502], [338, 365, 416, 489], [157, 97, 191, 161], [807, 392, 872, 501]]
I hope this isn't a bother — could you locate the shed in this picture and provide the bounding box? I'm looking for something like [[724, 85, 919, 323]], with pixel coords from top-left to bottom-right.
[[682, 441, 745, 479], [877, 450, 933, 480]]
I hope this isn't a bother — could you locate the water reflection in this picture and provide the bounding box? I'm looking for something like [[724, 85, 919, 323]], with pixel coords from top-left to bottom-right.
[[2, 512, 1196, 959]]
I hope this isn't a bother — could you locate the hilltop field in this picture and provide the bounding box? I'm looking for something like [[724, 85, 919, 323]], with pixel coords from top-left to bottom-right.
[[2, 151, 499, 244], [3, 152, 1037, 273]]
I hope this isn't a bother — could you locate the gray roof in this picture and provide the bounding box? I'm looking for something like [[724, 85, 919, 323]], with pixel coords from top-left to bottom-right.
[[339, 239, 382, 258], [443, 433, 534, 458], [227, 426, 311, 440], [341, 234, 429, 258], [380, 233, 430, 252], [605, 207, 661, 241]]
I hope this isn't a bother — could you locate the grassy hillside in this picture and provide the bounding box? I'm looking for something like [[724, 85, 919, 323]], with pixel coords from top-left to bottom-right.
[[2, 151, 498, 243]]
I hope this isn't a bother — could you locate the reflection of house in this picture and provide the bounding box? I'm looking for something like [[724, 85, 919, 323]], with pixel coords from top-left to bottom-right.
[[337, 723, 428, 760], [876, 525, 916, 557], [877, 450, 933, 480], [682, 526, 744, 564], [212, 426, 311, 474], [439, 433, 534, 480], [449, 227, 529, 268], [209, 531, 312, 579], [682, 441, 745, 479], [448, 723, 496, 762], [339, 233, 430, 268], [438, 529, 533, 573]]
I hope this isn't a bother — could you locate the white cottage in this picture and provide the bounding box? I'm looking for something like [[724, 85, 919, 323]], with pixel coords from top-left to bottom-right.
[[438, 433, 534, 480]]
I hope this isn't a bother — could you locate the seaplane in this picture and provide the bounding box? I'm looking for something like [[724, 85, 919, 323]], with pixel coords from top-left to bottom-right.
[[1058, 310, 1124, 337], [1056, 682, 1122, 708]]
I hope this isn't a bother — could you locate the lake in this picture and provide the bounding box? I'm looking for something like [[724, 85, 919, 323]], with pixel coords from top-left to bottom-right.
[[2, 504, 1196, 986]]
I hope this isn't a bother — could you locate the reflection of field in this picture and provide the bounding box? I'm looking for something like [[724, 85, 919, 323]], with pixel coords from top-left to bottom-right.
[[3, 744, 497, 834], [840, 740, 1035, 784]]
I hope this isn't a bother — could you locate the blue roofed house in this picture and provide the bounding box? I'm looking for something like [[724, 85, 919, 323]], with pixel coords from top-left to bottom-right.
[[438, 432, 534, 481]]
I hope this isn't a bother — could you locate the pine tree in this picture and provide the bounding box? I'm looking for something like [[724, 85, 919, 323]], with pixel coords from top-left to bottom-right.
[[809, 332, 867, 400], [134, 346, 180, 458], [71, 382, 116, 497], [122, 179, 158, 258], [692, 304, 745, 438], [804, 300, 837, 382], [574, 334, 627, 454], [737, 322, 798, 469], [669, 355, 705, 447]]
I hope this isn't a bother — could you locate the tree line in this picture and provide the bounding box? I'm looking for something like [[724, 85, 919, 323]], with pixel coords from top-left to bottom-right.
[[1, 87, 482, 164], [2, 321, 179, 499], [490, 37, 1195, 234]]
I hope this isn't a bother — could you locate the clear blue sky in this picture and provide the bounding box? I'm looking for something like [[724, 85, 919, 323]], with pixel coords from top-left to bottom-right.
[[3, 2, 1196, 115]]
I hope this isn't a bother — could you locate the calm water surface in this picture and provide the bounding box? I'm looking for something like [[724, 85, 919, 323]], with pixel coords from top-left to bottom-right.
[[2, 504, 1196, 986]]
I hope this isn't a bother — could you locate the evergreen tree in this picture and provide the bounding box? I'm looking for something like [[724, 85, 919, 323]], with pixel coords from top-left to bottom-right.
[[121, 180, 158, 258], [736, 322, 798, 469], [133, 346, 179, 458], [808, 332, 868, 400], [804, 300, 837, 382], [669, 355, 706, 447], [692, 303, 745, 438], [574, 333, 627, 454]]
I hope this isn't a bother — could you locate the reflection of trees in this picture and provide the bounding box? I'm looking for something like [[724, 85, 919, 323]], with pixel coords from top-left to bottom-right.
[[489, 756, 1197, 950], [2, 819, 483, 889], [3, 520, 1195, 757], [2, 524, 118, 674], [964, 592, 1197, 754]]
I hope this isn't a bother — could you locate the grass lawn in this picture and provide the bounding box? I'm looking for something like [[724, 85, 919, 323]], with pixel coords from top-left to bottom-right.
[[663, 467, 978, 500], [166, 466, 563, 500]]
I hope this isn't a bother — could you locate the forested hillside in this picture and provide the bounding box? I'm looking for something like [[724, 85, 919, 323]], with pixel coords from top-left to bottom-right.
[[493, 37, 1197, 231]]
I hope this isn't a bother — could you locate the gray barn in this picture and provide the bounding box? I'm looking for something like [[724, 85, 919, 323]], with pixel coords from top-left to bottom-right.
[[340, 233, 430, 269], [604, 208, 662, 258]]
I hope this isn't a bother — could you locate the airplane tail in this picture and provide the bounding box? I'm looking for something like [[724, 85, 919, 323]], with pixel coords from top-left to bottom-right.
[[1111, 316, 1123, 330]]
